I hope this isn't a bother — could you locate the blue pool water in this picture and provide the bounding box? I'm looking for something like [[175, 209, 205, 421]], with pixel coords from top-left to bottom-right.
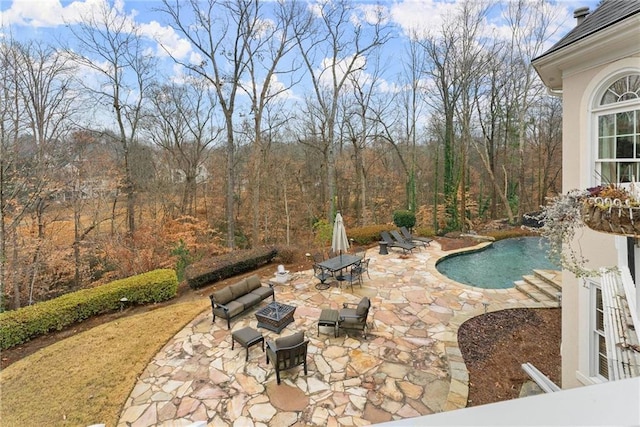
[[435, 237, 556, 289]]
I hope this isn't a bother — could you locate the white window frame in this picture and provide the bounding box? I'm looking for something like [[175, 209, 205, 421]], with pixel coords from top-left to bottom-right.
[[592, 72, 640, 185]]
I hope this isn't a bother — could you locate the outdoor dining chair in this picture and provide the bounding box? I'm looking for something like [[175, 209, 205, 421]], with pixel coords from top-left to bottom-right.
[[341, 262, 363, 292], [313, 263, 333, 284]]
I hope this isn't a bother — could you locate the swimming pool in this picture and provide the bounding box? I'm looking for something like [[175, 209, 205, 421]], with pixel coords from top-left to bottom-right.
[[435, 236, 556, 289]]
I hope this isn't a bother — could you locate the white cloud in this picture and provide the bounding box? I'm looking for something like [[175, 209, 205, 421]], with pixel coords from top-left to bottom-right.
[[390, 0, 458, 39], [0, 0, 108, 27], [140, 20, 192, 60]]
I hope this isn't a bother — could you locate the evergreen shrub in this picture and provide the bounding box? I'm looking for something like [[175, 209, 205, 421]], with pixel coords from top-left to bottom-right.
[[392, 210, 416, 229], [0, 269, 178, 350], [184, 247, 278, 289]]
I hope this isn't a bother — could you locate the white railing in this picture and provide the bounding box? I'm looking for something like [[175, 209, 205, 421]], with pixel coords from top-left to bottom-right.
[[521, 362, 561, 393]]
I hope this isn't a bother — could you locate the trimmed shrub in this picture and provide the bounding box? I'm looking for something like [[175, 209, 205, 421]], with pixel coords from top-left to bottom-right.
[[348, 224, 395, 245], [393, 210, 416, 229], [0, 269, 178, 350], [185, 247, 278, 289]]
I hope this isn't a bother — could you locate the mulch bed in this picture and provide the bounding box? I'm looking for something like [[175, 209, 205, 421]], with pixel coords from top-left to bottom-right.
[[458, 308, 561, 406]]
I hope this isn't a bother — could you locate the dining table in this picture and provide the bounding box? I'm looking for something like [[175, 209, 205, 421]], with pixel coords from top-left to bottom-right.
[[316, 253, 363, 284]]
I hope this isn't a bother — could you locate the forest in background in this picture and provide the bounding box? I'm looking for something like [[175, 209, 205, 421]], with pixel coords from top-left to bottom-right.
[[1, 0, 564, 310]]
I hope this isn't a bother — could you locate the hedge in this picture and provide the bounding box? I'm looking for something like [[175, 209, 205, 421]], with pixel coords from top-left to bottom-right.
[[0, 269, 178, 350], [185, 247, 278, 289]]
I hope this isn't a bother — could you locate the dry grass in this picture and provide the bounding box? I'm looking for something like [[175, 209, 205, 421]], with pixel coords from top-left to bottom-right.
[[0, 300, 209, 427]]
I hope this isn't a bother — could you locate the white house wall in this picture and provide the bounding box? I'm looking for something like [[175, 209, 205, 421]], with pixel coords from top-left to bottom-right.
[[561, 56, 640, 388]]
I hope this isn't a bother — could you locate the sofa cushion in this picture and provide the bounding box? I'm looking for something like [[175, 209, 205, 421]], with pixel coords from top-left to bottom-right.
[[250, 285, 274, 300], [236, 293, 261, 308], [211, 286, 233, 305], [229, 279, 249, 299], [213, 300, 244, 318], [275, 331, 304, 349], [246, 275, 262, 291], [356, 297, 370, 317]]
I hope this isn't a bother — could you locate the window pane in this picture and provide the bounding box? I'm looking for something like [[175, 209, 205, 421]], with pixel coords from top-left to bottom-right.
[[599, 137, 615, 158], [619, 163, 637, 182], [598, 336, 609, 379], [616, 136, 634, 158], [598, 162, 616, 183], [599, 114, 615, 137], [601, 90, 618, 105], [617, 112, 633, 135], [596, 307, 604, 330]]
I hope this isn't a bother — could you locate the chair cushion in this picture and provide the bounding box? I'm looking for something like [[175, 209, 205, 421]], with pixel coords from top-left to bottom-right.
[[246, 275, 262, 292], [356, 298, 370, 317], [229, 279, 249, 299], [211, 286, 233, 305], [250, 285, 274, 300], [275, 331, 304, 349], [235, 293, 261, 308], [213, 300, 244, 318]]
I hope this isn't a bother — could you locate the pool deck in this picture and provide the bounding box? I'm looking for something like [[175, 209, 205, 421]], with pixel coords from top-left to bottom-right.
[[118, 241, 558, 426]]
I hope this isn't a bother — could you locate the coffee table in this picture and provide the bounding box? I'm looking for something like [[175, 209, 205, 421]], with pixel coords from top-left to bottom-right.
[[255, 301, 296, 333]]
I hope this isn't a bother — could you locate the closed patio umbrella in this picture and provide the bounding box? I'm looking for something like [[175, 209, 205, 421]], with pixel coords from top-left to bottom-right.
[[331, 212, 350, 258]]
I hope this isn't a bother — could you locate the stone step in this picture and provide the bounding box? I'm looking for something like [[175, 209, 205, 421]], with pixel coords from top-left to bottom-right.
[[522, 275, 562, 301], [514, 280, 560, 307], [533, 269, 562, 291]]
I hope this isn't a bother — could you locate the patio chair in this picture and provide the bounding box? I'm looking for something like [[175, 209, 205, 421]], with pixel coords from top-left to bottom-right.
[[338, 296, 371, 339], [341, 262, 363, 292], [265, 331, 309, 384], [312, 252, 325, 263], [380, 230, 415, 254], [391, 229, 426, 250], [358, 258, 371, 280], [400, 226, 433, 247], [313, 263, 333, 284]]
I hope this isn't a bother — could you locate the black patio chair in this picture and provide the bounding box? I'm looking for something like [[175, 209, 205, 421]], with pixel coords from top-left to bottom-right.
[[338, 296, 371, 339], [266, 331, 309, 384]]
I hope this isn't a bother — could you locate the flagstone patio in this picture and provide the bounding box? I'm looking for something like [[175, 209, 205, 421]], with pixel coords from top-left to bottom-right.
[[118, 242, 554, 426]]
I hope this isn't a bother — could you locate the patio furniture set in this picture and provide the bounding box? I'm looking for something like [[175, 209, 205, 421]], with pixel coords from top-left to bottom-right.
[[210, 270, 372, 385], [312, 251, 370, 291]]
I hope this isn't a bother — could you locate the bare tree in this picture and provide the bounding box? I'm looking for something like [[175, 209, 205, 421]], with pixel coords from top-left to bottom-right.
[[160, 0, 261, 248], [146, 80, 220, 216], [419, 0, 490, 231], [504, 0, 560, 220], [293, 0, 392, 222], [238, 0, 301, 247], [65, 2, 156, 235], [0, 38, 77, 308]]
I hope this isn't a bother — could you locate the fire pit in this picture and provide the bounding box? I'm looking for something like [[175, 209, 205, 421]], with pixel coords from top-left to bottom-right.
[[255, 301, 296, 333]]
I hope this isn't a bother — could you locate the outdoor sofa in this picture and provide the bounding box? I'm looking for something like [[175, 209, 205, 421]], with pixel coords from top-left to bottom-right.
[[209, 274, 275, 329]]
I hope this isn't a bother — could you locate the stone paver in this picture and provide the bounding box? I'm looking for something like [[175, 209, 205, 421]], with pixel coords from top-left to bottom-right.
[[118, 242, 553, 426]]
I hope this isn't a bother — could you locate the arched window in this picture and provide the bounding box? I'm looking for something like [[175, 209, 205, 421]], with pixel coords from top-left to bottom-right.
[[595, 73, 640, 183]]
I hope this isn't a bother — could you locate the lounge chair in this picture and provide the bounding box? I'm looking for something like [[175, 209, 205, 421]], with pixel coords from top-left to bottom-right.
[[391, 229, 426, 250], [380, 230, 415, 254], [400, 226, 433, 246], [265, 331, 309, 384], [338, 296, 371, 339]]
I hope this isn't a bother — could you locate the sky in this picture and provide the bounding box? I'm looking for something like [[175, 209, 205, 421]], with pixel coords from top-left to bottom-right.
[[1, 0, 600, 69], [0, 0, 601, 129]]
